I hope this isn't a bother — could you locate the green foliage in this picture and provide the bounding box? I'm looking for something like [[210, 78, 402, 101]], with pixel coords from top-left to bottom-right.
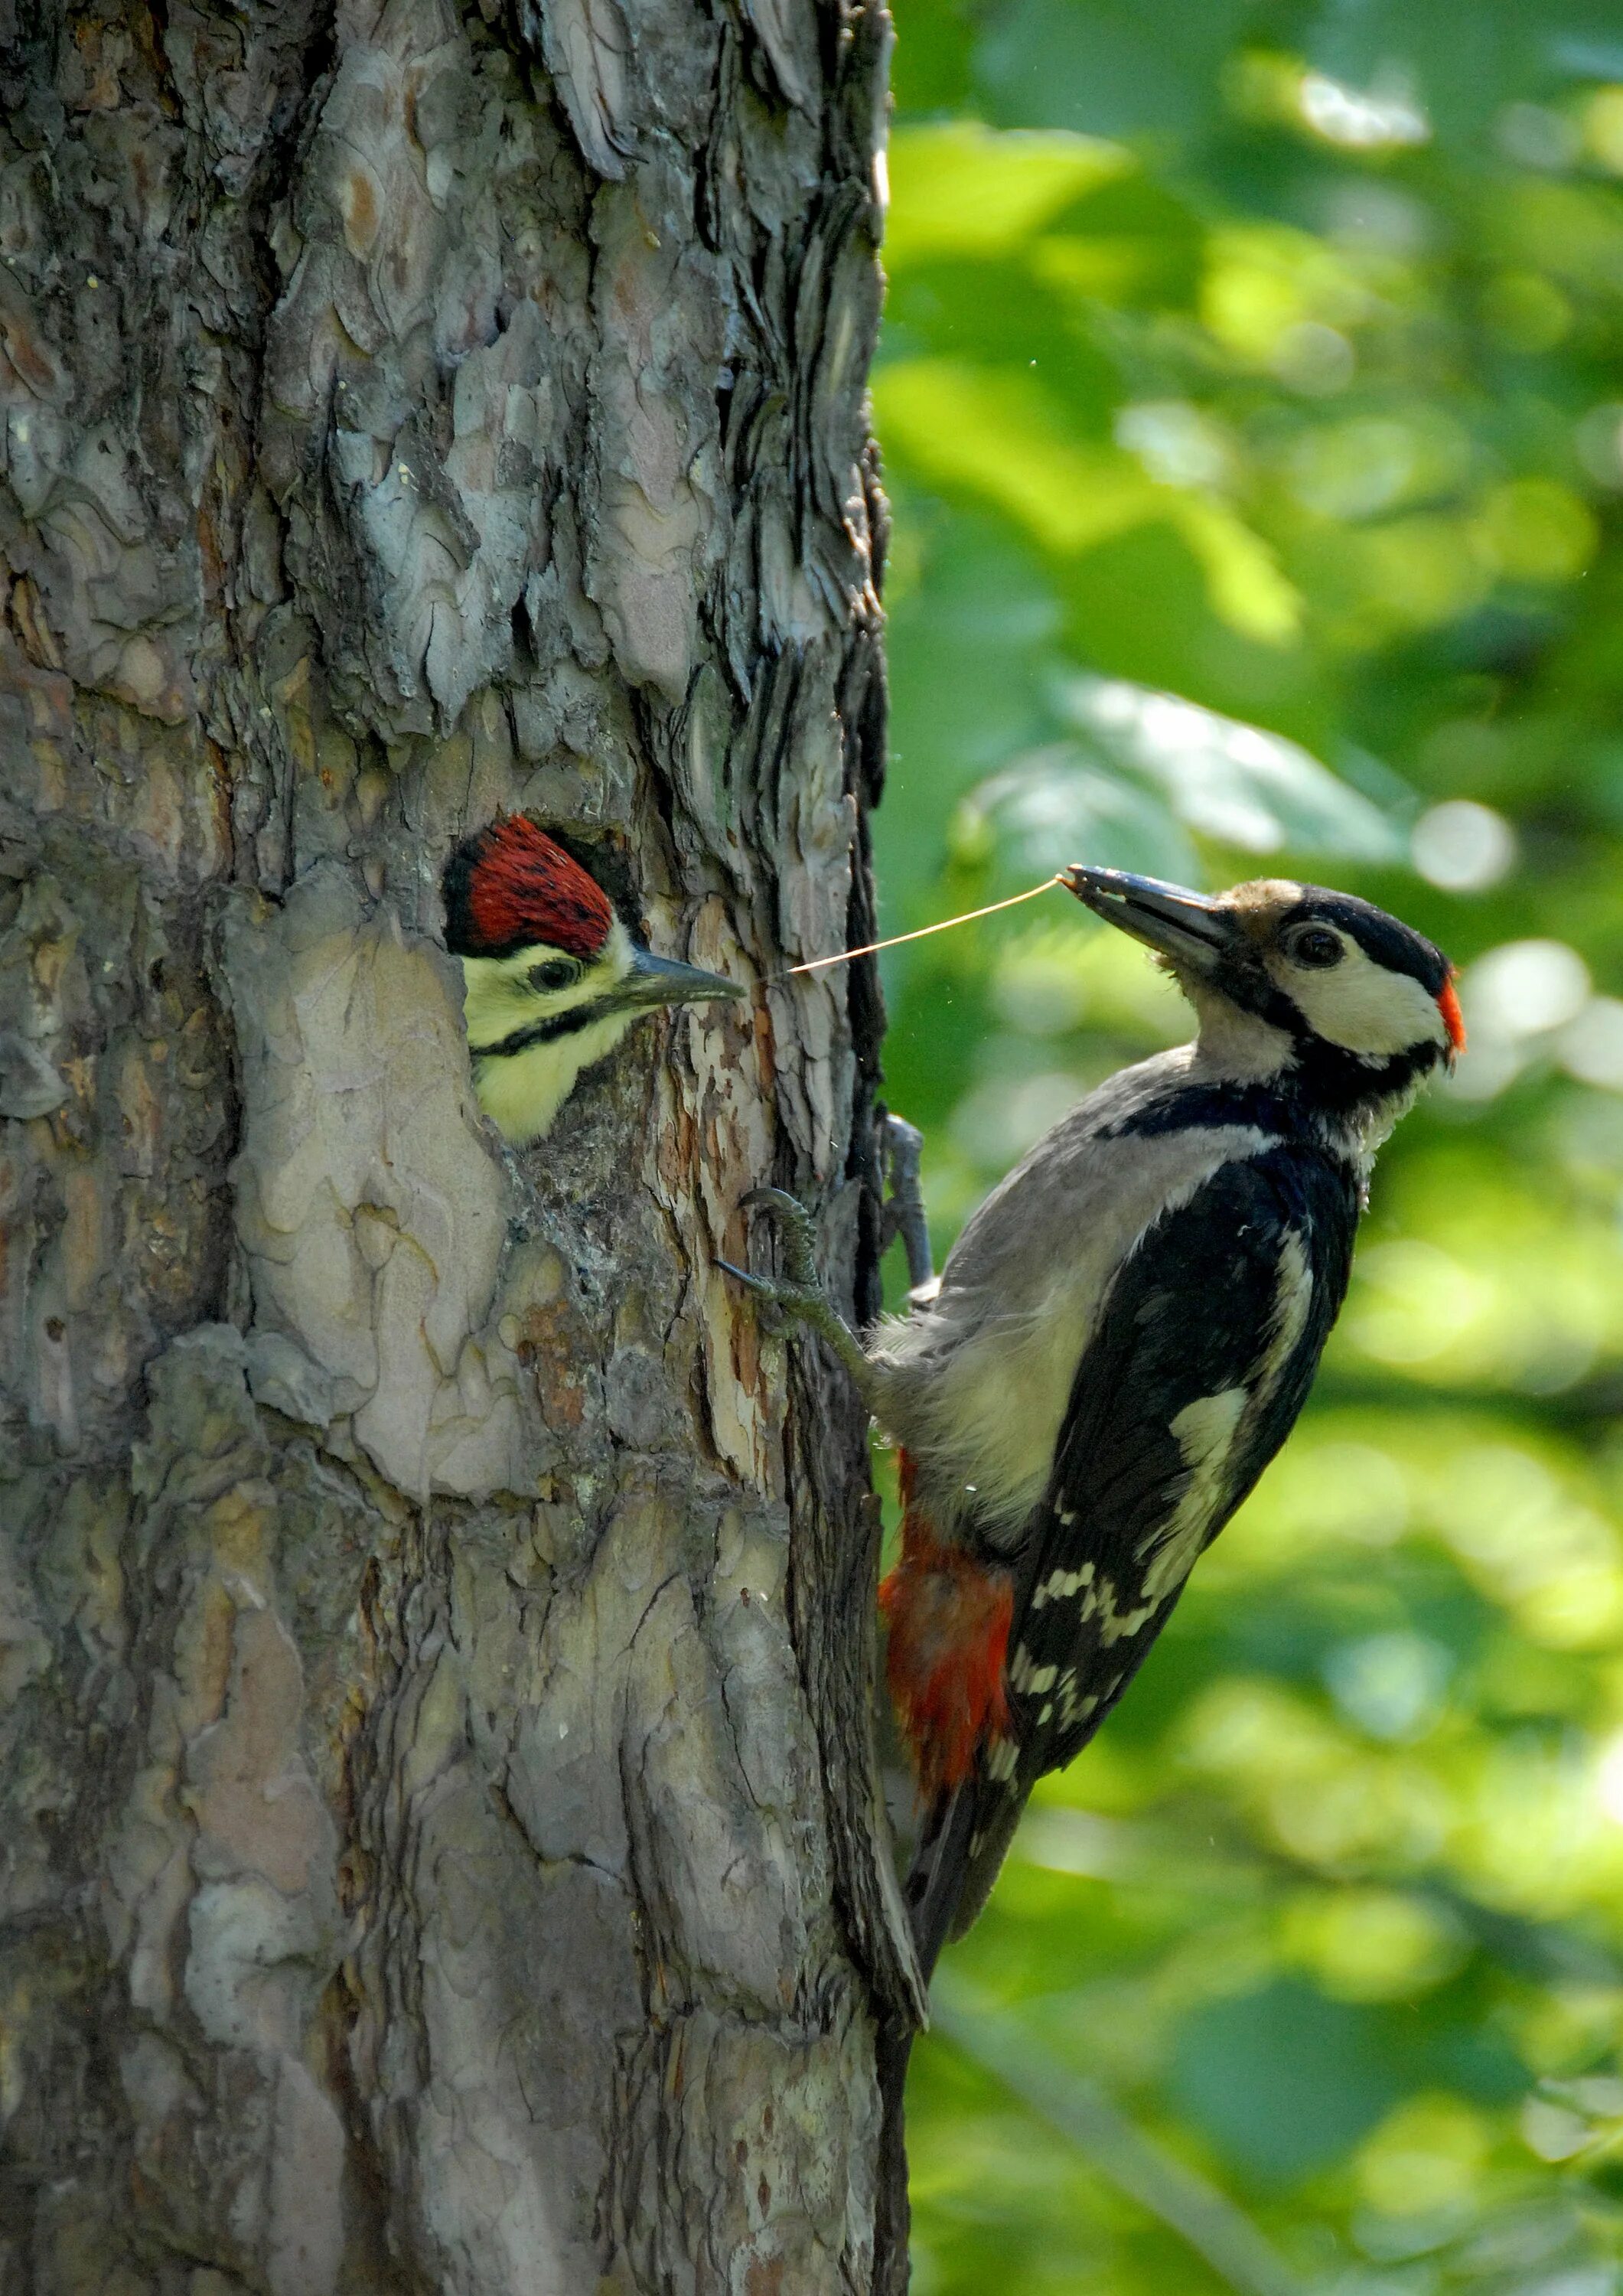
[[872, 4, 1623, 2288]]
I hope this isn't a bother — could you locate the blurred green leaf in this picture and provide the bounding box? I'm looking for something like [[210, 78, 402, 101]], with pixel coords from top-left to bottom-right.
[[875, 4, 1623, 2291], [885, 122, 1134, 268], [1171, 1981, 1402, 2183], [1054, 674, 1404, 857]]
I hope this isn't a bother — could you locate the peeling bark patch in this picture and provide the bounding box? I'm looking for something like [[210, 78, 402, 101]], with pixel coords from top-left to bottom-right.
[[222, 864, 531, 1499], [585, 162, 726, 703], [262, 18, 594, 735], [523, 0, 636, 180]]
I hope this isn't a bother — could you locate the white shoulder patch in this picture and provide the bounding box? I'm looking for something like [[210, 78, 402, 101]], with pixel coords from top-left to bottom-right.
[[1136, 1231, 1314, 1606], [1169, 1386, 1247, 1467]]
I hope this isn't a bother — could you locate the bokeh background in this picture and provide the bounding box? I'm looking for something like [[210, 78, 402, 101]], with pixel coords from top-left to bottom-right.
[[865, 5, 1623, 2290]]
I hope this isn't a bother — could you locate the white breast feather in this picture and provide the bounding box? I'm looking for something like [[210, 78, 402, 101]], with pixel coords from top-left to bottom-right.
[[870, 1123, 1272, 1538]]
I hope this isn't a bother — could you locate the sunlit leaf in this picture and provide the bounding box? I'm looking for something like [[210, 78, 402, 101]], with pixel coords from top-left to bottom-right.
[[874, 358, 1164, 553], [875, 361, 1305, 639], [1054, 674, 1403, 858], [966, 742, 1198, 882], [885, 122, 1133, 268]]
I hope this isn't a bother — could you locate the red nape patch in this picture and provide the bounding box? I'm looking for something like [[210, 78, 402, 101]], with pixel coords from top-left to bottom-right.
[[879, 1450, 1014, 1800], [1437, 975, 1466, 1058], [445, 817, 614, 960]]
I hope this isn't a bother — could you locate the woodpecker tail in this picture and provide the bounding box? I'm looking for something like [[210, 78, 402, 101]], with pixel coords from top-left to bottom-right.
[[903, 1781, 980, 1980], [880, 1452, 1022, 1971], [904, 1773, 1028, 1981]]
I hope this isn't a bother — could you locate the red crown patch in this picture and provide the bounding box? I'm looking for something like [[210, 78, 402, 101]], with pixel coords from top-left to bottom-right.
[[444, 818, 615, 961]]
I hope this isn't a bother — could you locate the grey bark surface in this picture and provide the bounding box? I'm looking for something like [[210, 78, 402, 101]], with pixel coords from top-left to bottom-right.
[[0, 3, 920, 2289]]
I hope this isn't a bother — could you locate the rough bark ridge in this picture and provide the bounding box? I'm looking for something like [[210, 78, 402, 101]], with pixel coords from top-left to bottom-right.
[[0, 2, 918, 2289]]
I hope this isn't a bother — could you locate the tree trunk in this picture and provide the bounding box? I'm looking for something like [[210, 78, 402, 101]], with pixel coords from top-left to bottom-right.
[[0, 4, 921, 2290]]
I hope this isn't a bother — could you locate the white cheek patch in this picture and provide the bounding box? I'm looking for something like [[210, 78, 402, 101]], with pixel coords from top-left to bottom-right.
[[1271, 937, 1447, 1058]]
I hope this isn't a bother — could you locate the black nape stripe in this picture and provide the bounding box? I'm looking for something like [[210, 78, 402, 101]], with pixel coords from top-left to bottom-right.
[[1100, 1041, 1442, 1144], [1103, 1079, 1294, 1140], [469, 1000, 617, 1061]]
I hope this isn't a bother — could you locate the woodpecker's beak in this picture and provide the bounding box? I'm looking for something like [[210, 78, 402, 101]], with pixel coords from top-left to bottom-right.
[[611, 944, 746, 1013], [1061, 865, 1239, 973]]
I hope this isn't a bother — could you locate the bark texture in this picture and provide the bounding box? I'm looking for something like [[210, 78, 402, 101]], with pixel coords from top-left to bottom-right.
[[0, 3, 918, 2288]]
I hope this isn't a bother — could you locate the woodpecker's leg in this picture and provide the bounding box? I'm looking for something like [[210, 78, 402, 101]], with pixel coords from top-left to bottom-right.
[[879, 1114, 934, 1297], [719, 1186, 873, 1391]]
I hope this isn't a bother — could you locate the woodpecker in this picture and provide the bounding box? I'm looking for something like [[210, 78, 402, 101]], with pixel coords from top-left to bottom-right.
[[724, 866, 1464, 1976], [442, 816, 743, 1146]]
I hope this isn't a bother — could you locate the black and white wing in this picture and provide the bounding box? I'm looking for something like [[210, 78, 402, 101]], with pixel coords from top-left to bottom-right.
[[907, 1143, 1359, 1972]]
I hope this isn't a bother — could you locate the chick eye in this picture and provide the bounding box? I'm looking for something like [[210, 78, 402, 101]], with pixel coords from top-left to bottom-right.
[[1284, 925, 1344, 970], [528, 957, 582, 993]]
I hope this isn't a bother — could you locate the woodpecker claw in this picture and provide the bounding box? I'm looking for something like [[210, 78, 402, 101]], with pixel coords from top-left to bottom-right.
[[737, 1186, 820, 1287], [879, 1114, 934, 1294], [715, 1256, 772, 1299], [721, 1189, 872, 1390]]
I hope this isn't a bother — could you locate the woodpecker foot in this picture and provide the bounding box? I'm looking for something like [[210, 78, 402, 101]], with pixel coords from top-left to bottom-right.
[[879, 1114, 934, 1298], [719, 1187, 872, 1388]]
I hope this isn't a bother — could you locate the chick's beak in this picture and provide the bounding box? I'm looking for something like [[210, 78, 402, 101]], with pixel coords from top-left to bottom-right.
[[1061, 864, 1240, 974], [612, 943, 746, 1012]]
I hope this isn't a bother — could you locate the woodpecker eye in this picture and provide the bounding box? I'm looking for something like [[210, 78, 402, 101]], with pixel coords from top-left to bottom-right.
[[528, 957, 582, 993], [1283, 924, 1344, 970]]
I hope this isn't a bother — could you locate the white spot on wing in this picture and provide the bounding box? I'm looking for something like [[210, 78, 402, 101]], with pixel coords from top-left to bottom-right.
[[1031, 1561, 1094, 1610], [1099, 1588, 1158, 1644], [1009, 1650, 1058, 1695]]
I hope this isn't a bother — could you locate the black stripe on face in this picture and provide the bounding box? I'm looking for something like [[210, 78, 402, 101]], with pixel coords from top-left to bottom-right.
[[469, 999, 619, 1060]]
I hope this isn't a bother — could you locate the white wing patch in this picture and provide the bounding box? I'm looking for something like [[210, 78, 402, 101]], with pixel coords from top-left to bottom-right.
[[1010, 1225, 1318, 1724], [1170, 1385, 1248, 1464], [1262, 1228, 1314, 1377]]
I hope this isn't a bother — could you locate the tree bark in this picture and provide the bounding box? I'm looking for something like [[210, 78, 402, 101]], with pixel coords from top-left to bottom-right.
[[0, 4, 920, 2290]]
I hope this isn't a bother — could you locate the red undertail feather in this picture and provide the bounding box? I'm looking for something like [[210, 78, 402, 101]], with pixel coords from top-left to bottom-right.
[[879, 1449, 1014, 1799], [454, 817, 614, 960]]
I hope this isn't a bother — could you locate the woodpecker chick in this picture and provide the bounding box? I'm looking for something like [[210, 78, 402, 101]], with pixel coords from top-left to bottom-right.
[[443, 817, 743, 1146], [725, 866, 1463, 1975]]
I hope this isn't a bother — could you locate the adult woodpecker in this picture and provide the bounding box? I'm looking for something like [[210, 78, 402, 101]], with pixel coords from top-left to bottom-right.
[[442, 816, 743, 1146], [724, 866, 1465, 1977]]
